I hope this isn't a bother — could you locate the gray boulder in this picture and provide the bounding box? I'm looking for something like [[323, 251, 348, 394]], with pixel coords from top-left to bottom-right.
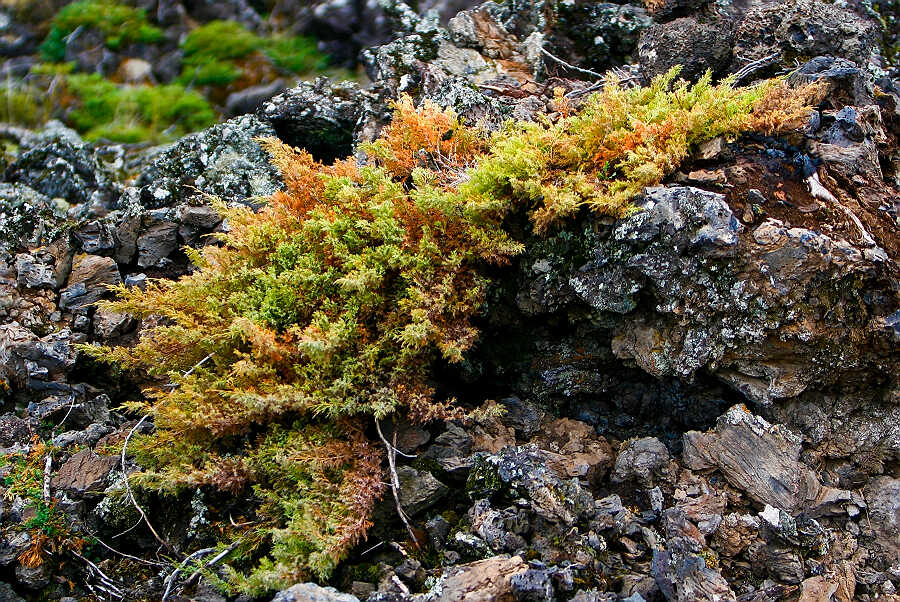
[[2, 124, 119, 209], [136, 114, 281, 208], [637, 17, 734, 82], [397, 466, 449, 516], [732, 0, 879, 70], [863, 476, 900, 563], [611, 437, 676, 488], [259, 79, 383, 162]]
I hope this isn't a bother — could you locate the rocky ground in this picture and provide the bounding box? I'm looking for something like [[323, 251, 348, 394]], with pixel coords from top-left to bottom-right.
[[0, 0, 899, 600]]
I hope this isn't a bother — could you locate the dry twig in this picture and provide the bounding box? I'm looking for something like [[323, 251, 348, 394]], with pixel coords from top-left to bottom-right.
[[120, 414, 174, 555], [181, 542, 240, 591], [541, 48, 605, 80], [732, 52, 781, 83], [161, 547, 216, 602], [72, 549, 125, 600], [42, 455, 52, 502], [86, 529, 168, 567], [375, 419, 419, 548]]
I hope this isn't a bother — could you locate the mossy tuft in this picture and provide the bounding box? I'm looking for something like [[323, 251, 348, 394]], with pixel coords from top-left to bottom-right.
[[40, 0, 163, 62], [85, 71, 821, 594]]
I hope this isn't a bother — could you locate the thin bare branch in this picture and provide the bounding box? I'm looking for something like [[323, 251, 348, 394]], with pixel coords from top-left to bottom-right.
[[181, 542, 240, 590], [541, 47, 605, 80], [161, 547, 216, 602], [86, 530, 168, 567], [42, 455, 52, 502], [806, 172, 878, 247], [732, 52, 781, 83], [375, 419, 419, 547], [71, 549, 125, 600], [120, 414, 176, 555]]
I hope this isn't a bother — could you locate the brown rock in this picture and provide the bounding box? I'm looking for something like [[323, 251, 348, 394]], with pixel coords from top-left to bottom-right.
[[712, 513, 760, 557], [682, 406, 850, 514], [470, 413, 516, 454], [531, 418, 613, 485], [432, 555, 528, 602], [50, 449, 117, 494], [59, 254, 121, 310], [798, 561, 855, 602]]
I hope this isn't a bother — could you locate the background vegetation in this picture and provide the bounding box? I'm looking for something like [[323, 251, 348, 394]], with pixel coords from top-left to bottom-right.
[[2, 0, 332, 143]]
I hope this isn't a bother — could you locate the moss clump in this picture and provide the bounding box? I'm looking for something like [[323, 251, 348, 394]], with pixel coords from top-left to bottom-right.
[[65, 74, 216, 142], [85, 71, 820, 594], [264, 35, 330, 74], [40, 0, 163, 62], [180, 20, 327, 86], [0, 83, 56, 127]]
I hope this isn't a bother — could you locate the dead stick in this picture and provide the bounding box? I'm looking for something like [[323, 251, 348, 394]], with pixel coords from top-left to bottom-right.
[[540, 48, 605, 80], [161, 547, 216, 602], [375, 419, 419, 547], [71, 550, 124, 599], [42, 455, 52, 502], [732, 52, 780, 83], [181, 542, 240, 590], [120, 415, 175, 555], [87, 529, 167, 567]]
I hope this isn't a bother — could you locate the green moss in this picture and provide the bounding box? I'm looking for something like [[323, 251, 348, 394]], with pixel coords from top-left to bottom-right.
[[182, 20, 260, 63], [180, 62, 244, 87], [41, 0, 163, 62], [39, 27, 67, 62], [0, 83, 54, 127], [65, 74, 216, 142], [179, 20, 328, 86], [263, 35, 329, 74], [83, 74, 819, 593]]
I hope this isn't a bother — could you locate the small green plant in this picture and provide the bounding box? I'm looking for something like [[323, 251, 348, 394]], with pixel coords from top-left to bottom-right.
[[0, 82, 54, 127], [2, 438, 84, 568], [179, 20, 327, 86], [181, 20, 260, 62], [86, 70, 821, 593], [65, 74, 216, 142], [40, 0, 163, 62], [264, 36, 330, 74]]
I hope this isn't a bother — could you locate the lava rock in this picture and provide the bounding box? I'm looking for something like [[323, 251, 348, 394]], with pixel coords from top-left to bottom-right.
[[423, 555, 529, 601], [3, 124, 119, 208], [0, 325, 76, 393], [637, 17, 734, 82], [732, 0, 879, 69], [59, 254, 121, 310], [787, 56, 876, 108], [136, 114, 281, 208], [50, 449, 118, 495], [682, 406, 850, 515], [862, 476, 900, 563], [226, 79, 288, 118], [550, 2, 651, 72], [259, 78, 382, 162], [271, 582, 360, 601], [611, 437, 676, 488], [397, 466, 449, 516]]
